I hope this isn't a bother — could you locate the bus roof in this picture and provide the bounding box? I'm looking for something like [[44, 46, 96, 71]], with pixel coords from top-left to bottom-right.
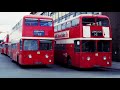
[[80, 14, 108, 18], [54, 14, 109, 26], [23, 15, 53, 19]]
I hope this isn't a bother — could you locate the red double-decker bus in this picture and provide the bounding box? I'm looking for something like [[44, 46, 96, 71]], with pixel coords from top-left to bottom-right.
[[8, 15, 54, 66], [0, 34, 9, 55], [54, 14, 112, 68], [3, 34, 9, 55]]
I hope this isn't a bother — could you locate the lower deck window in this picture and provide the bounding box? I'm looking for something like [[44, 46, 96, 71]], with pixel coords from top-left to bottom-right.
[[82, 40, 96, 52], [5, 44, 8, 48], [40, 40, 52, 50], [11, 44, 17, 49], [97, 41, 110, 52], [74, 40, 80, 52]]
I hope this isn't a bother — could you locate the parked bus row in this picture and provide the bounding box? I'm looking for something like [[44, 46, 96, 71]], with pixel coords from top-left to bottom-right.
[[0, 14, 112, 69], [0, 15, 54, 66]]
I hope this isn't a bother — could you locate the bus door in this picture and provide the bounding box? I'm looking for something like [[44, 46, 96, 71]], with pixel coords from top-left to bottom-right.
[[74, 40, 80, 66], [81, 40, 96, 67]]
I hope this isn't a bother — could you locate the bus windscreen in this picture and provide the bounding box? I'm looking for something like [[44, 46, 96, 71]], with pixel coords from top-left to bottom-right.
[[96, 18, 109, 27], [24, 40, 38, 50], [40, 19, 52, 27]]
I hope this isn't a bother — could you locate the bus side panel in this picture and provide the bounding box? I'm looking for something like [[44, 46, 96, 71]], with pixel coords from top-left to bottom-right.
[[70, 26, 80, 38], [20, 52, 34, 65], [66, 44, 75, 66], [55, 50, 65, 64]]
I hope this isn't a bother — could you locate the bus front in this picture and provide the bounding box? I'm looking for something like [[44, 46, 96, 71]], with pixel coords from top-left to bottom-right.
[[79, 15, 112, 68], [19, 16, 54, 65]]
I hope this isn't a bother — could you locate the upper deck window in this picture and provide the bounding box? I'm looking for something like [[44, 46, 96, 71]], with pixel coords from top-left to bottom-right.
[[58, 24, 61, 31], [25, 18, 38, 26], [96, 18, 109, 27], [72, 18, 79, 26], [54, 26, 58, 32], [61, 23, 66, 30], [40, 19, 52, 27], [82, 18, 95, 26], [66, 21, 71, 28]]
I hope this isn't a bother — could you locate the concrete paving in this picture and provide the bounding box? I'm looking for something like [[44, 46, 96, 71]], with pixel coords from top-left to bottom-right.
[[0, 53, 120, 78]]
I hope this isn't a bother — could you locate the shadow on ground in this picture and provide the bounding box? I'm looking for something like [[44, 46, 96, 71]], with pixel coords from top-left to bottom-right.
[[55, 63, 120, 72]]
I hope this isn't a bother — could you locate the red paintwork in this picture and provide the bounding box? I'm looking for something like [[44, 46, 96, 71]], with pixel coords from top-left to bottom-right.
[[0, 42, 4, 54], [55, 14, 112, 68], [8, 15, 54, 66], [78, 52, 112, 68], [22, 16, 54, 37], [18, 50, 54, 65], [2, 34, 9, 55]]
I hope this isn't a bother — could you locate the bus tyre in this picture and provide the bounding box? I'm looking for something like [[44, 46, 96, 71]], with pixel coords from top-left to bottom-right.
[[17, 55, 25, 68], [17, 56, 20, 65], [11, 58, 15, 63]]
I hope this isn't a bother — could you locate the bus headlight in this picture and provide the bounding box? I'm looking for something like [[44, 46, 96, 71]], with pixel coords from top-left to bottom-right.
[[28, 54, 32, 58], [103, 56, 107, 60], [49, 60, 52, 62], [45, 54, 49, 58], [107, 61, 110, 64], [37, 51, 40, 54], [87, 57, 90, 61]]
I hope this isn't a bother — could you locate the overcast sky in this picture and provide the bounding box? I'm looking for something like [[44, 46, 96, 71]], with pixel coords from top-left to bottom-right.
[[0, 12, 30, 39]]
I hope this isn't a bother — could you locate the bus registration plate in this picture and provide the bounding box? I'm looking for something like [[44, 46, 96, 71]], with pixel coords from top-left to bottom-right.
[[35, 62, 42, 64]]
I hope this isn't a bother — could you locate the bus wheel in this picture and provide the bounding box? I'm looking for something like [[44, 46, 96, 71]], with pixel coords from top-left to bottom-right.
[[17, 56, 20, 64], [17, 56, 25, 68], [67, 56, 72, 67], [11, 58, 15, 63]]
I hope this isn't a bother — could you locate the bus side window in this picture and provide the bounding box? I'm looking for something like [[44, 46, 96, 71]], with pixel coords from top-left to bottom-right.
[[54, 26, 58, 32], [20, 40, 22, 50], [72, 18, 79, 27], [72, 19, 75, 26], [74, 40, 80, 52], [58, 24, 61, 31], [12, 44, 16, 49], [66, 21, 71, 28], [5, 44, 8, 48], [77, 18, 80, 25], [61, 23, 66, 30]]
